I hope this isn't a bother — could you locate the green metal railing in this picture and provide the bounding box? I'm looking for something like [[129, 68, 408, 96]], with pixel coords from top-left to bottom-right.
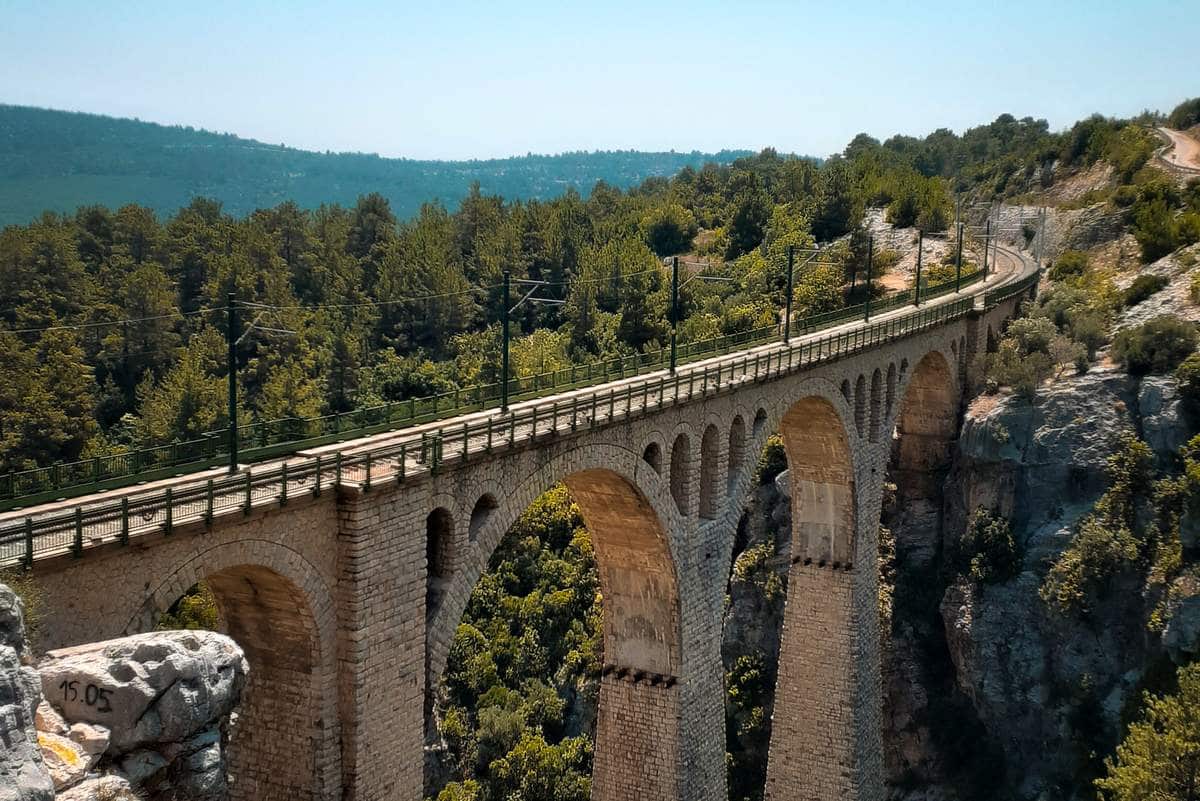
[[0, 259, 1037, 567], [0, 267, 992, 513]]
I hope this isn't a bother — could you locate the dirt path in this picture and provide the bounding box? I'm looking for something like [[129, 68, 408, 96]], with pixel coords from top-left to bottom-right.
[[1157, 126, 1200, 173]]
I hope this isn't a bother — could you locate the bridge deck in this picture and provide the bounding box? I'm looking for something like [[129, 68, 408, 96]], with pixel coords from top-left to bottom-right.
[[0, 245, 1039, 566]]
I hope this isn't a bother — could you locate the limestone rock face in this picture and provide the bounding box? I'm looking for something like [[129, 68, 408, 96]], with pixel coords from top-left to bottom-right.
[[0, 583, 54, 801], [38, 630, 248, 757], [1164, 594, 1200, 665], [886, 368, 1194, 801]]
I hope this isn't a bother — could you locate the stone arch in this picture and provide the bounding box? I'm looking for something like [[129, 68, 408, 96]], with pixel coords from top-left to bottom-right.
[[765, 393, 860, 800], [869, 368, 883, 442], [643, 440, 663, 474], [468, 493, 498, 543], [670, 432, 692, 517], [753, 407, 768, 436], [699, 423, 721, 519], [840, 378, 853, 405], [139, 543, 339, 801], [778, 395, 857, 566], [427, 448, 688, 801], [426, 507, 454, 614], [727, 414, 747, 494], [893, 350, 958, 495], [854, 374, 867, 437]]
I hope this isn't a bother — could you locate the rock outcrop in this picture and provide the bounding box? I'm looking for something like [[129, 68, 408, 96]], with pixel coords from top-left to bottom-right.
[[0, 583, 54, 801], [36, 630, 248, 801], [885, 366, 1196, 800], [0, 582, 248, 801]]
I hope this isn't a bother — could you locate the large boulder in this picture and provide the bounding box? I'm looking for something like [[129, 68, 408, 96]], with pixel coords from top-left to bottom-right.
[[37, 630, 247, 757], [0, 583, 54, 801]]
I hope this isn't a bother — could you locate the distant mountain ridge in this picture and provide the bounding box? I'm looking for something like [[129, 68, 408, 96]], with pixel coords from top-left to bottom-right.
[[0, 104, 754, 225]]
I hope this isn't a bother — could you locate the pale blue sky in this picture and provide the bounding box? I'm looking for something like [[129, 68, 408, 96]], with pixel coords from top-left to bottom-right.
[[2, 0, 1197, 160]]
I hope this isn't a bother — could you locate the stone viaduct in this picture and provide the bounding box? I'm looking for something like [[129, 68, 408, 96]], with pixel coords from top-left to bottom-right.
[[4, 249, 1037, 801]]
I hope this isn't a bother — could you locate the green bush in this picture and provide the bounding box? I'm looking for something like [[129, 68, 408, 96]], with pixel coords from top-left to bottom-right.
[[957, 509, 1022, 584], [1122, 273, 1170, 307], [1049, 250, 1089, 282], [1111, 316, 1199, 375], [1168, 97, 1200, 130], [1112, 184, 1139, 208], [158, 583, 219, 631], [755, 435, 787, 485], [1040, 517, 1140, 616], [1175, 351, 1200, 417], [1096, 661, 1200, 800], [1041, 435, 1155, 617]]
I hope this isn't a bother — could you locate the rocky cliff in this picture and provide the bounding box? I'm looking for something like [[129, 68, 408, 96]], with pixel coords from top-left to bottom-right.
[[884, 366, 1200, 800], [0, 583, 248, 801]]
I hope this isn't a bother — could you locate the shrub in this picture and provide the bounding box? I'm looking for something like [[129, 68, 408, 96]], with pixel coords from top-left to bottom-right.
[[1111, 316, 1199, 375], [157, 582, 219, 631], [1096, 662, 1200, 800], [1040, 516, 1141, 616], [1049, 250, 1089, 282], [1122, 273, 1170, 307], [1007, 316, 1058, 354], [1175, 351, 1200, 417], [986, 340, 1053, 400], [1168, 97, 1200, 130], [1113, 184, 1139, 208], [755, 435, 787, 485], [957, 509, 1022, 584]]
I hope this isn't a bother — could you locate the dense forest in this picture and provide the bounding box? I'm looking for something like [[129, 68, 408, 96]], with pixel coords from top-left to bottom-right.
[[5, 97, 1200, 801], [0, 104, 754, 226]]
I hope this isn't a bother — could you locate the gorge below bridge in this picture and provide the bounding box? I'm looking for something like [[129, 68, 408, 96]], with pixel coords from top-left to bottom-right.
[[2, 245, 1038, 801]]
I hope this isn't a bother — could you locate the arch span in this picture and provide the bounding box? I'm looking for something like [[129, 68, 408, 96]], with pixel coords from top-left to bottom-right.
[[893, 350, 957, 499], [140, 543, 339, 801], [764, 393, 862, 801], [427, 452, 689, 801], [779, 396, 856, 566]]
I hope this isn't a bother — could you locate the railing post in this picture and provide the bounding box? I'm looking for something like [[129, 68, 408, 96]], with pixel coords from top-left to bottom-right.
[[227, 292, 239, 473], [784, 244, 795, 343], [72, 507, 83, 557], [363, 453, 372, 492], [205, 481, 214, 525], [501, 270, 512, 411], [120, 498, 129, 544], [335, 452, 343, 486], [955, 221, 964, 292], [462, 422, 469, 460], [280, 463, 289, 506], [669, 256, 679, 373], [164, 488, 173, 535], [864, 236, 874, 321], [23, 517, 33, 568], [399, 444, 408, 481], [243, 471, 252, 515]]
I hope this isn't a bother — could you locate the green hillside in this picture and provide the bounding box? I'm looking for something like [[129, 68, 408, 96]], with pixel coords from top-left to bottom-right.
[[0, 104, 752, 225]]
